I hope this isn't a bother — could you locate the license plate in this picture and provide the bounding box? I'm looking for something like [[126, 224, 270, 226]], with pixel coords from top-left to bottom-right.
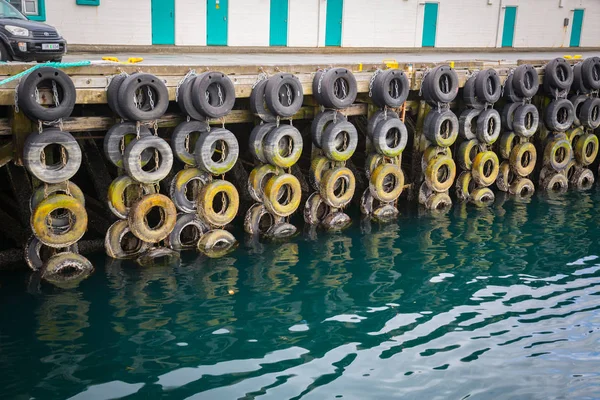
[[42, 43, 59, 50]]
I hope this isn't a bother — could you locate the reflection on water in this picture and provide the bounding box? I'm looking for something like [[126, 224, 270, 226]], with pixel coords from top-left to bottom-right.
[[1, 190, 600, 399]]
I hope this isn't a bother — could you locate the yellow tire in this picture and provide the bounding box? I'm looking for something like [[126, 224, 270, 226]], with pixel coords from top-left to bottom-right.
[[248, 164, 280, 203], [509, 142, 537, 177], [421, 145, 451, 174], [320, 167, 356, 208], [197, 229, 238, 258], [455, 171, 474, 202], [470, 187, 495, 207], [509, 177, 535, 198], [424, 155, 456, 192], [303, 192, 331, 225], [198, 179, 240, 227], [566, 126, 584, 148], [309, 156, 336, 191], [128, 194, 177, 244], [574, 133, 599, 166], [108, 175, 156, 219], [544, 137, 571, 171], [42, 252, 94, 288], [263, 173, 302, 217], [496, 161, 515, 192], [425, 191, 452, 211], [471, 151, 499, 187], [105, 219, 151, 259], [365, 153, 385, 176], [457, 139, 479, 170], [541, 172, 568, 193], [498, 131, 517, 160], [31, 194, 88, 248], [369, 163, 404, 203]]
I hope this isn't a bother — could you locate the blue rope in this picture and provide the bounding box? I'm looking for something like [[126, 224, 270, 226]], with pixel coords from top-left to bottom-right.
[[0, 61, 92, 86]]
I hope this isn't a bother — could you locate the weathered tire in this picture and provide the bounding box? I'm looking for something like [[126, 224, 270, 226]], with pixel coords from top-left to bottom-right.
[[31, 194, 87, 248], [248, 122, 277, 163], [459, 108, 481, 140], [105, 219, 151, 259], [177, 75, 206, 122], [566, 126, 584, 148], [171, 120, 208, 165], [25, 235, 77, 272], [455, 171, 474, 201], [509, 142, 537, 177], [108, 175, 157, 219], [541, 171, 568, 193], [570, 167, 595, 190], [367, 109, 399, 138], [248, 163, 279, 203], [123, 135, 173, 183], [315, 68, 357, 109], [263, 173, 302, 217], [309, 156, 336, 191], [503, 74, 524, 103], [128, 194, 177, 244], [18, 67, 76, 122], [321, 120, 357, 162], [424, 108, 459, 147], [107, 74, 129, 119], [574, 133, 598, 166], [470, 187, 495, 207], [512, 64, 540, 98], [198, 180, 239, 226], [423, 65, 459, 104], [265, 222, 297, 239], [249, 79, 277, 122], [194, 128, 239, 175], [191, 71, 236, 118], [244, 203, 278, 235], [501, 102, 520, 132], [30, 181, 85, 231], [463, 73, 486, 109], [544, 99, 575, 132], [544, 58, 574, 92], [365, 153, 385, 176], [563, 159, 577, 182], [165, 213, 209, 251], [369, 163, 404, 203], [169, 168, 211, 213], [581, 56, 600, 91], [475, 68, 501, 104], [570, 94, 588, 126], [421, 146, 452, 177], [303, 192, 331, 225], [264, 73, 304, 117], [42, 252, 94, 287], [322, 211, 352, 231], [471, 151, 499, 187], [24, 129, 82, 184], [264, 125, 303, 167], [372, 117, 407, 157], [498, 132, 517, 160], [457, 139, 479, 170], [425, 191, 452, 211], [476, 109, 501, 145], [496, 161, 515, 192], [197, 229, 238, 258], [360, 189, 384, 216], [117, 73, 169, 121], [579, 97, 600, 129], [311, 110, 347, 148], [424, 155, 456, 192], [320, 167, 356, 208], [103, 122, 153, 168], [136, 247, 181, 267], [371, 69, 410, 108], [509, 177, 535, 198], [544, 136, 572, 170], [513, 104, 539, 138], [572, 63, 589, 94]]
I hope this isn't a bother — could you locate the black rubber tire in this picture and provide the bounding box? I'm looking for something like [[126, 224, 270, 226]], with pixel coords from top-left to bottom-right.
[[25, 235, 77, 272], [107, 74, 129, 119], [103, 122, 153, 168], [191, 71, 236, 118], [263, 125, 303, 167], [367, 109, 399, 138], [249, 122, 277, 163], [501, 102, 521, 131], [424, 65, 459, 104], [503, 74, 524, 103], [23, 129, 82, 184], [571, 63, 589, 94], [570, 95, 588, 126], [312, 70, 325, 105], [249, 79, 277, 122], [512, 64, 540, 98], [512, 104, 539, 138], [476, 108, 501, 144], [171, 120, 208, 165], [117, 73, 169, 121], [475, 68, 501, 104], [372, 117, 408, 157], [123, 135, 174, 183], [544, 58, 574, 92], [424, 108, 459, 147], [581, 56, 600, 91], [459, 108, 481, 140], [177, 75, 207, 122], [311, 110, 346, 148], [580, 97, 600, 129], [463, 73, 486, 109], [169, 168, 210, 213], [544, 99, 575, 132], [264, 73, 304, 117], [371, 69, 410, 108], [321, 119, 358, 162], [194, 128, 239, 175], [18, 67, 76, 121], [317, 68, 357, 109], [166, 213, 209, 251]]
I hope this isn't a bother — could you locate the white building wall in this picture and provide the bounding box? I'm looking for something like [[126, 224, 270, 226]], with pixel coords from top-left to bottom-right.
[[176, 0, 206, 46], [435, 0, 499, 48], [228, 0, 270, 46], [288, 0, 320, 47]]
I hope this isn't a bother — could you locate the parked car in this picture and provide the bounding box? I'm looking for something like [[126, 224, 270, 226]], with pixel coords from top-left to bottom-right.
[[0, 0, 65, 62]]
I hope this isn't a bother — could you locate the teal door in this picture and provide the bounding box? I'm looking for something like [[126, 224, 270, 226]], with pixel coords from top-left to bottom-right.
[[422, 3, 438, 47], [502, 6, 517, 47], [270, 0, 288, 46], [325, 0, 343, 46], [151, 0, 175, 45], [207, 0, 228, 46], [570, 9, 584, 47]]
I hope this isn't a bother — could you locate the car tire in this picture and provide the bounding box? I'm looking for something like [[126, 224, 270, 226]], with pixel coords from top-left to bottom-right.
[[0, 41, 10, 62]]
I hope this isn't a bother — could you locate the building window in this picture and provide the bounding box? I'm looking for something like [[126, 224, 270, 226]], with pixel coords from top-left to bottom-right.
[[22, 0, 37, 14]]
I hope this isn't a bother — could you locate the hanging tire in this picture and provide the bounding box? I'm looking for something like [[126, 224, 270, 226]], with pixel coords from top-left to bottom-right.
[[191, 71, 236, 118], [249, 78, 277, 122], [513, 104, 539, 138], [541, 171, 568, 193], [369, 163, 404, 203], [31, 181, 85, 231], [311, 110, 347, 148], [25, 235, 77, 272], [503, 74, 524, 103], [321, 120, 357, 162], [425, 191, 452, 211], [136, 247, 181, 267], [574, 133, 599, 166], [23, 129, 82, 184], [544, 58, 574, 92], [463, 73, 486, 109], [496, 161, 515, 192], [263, 173, 302, 217], [570, 94, 588, 126], [512, 64, 540, 98], [177, 75, 207, 122], [320, 166, 356, 208], [570, 167, 595, 190], [303, 192, 331, 225], [509, 177, 535, 198], [42, 252, 94, 287], [263, 125, 303, 168], [198, 179, 239, 226], [265, 222, 297, 239], [498, 132, 517, 160], [264, 73, 303, 117], [455, 171, 474, 201], [501, 102, 521, 132], [248, 163, 280, 203], [322, 211, 352, 231], [194, 128, 239, 175], [103, 122, 153, 168], [470, 187, 495, 207], [31, 194, 87, 248], [418, 181, 434, 206], [372, 117, 407, 158], [107, 74, 129, 119], [105, 219, 151, 259], [544, 99, 575, 132], [165, 213, 210, 251], [457, 139, 479, 170], [424, 155, 456, 192], [566, 126, 584, 150], [169, 168, 211, 213], [367, 109, 399, 138], [421, 145, 451, 175], [244, 203, 278, 235], [365, 153, 385, 176], [475, 68, 501, 104], [509, 142, 537, 177], [248, 122, 277, 163], [563, 159, 578, 182], [372, 204, 399, 222], [315, 68, 357, 109], [459, 108, 481, 140], [581, 56, 600, 91], [197, 229, 238, 258], [309, 156, 336, 191], [423, 65, 459, 104], [471, 151, 499, 187], [360, 189, 383, 216], [579, 97, 600, 129], [371, 69, 410, 108], [124, 135, 173, 183], [18, 67, 76, 122], [544, 136, 572, 170], [476, 109, 501, 145], [108, 175, 157, 219], [128, 194, 177, 243], [171, 120, 209, 166], [117, 73, 169, 121], [572, 63, 589, 94], [424, 108, 459, 147]]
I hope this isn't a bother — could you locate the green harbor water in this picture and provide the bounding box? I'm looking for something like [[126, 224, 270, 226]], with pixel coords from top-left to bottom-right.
[[2, 190, 600, 399]]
